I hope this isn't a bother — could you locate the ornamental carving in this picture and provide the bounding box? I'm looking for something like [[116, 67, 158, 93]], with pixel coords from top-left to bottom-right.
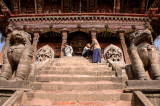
[[0, 0, 9, 11], [104, 44, 124, 62], [36, 45, 54, 63]]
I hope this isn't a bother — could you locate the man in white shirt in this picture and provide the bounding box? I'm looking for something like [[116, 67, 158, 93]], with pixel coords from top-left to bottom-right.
[[82, 43, 92, 58], [64, 43, 73, 56]]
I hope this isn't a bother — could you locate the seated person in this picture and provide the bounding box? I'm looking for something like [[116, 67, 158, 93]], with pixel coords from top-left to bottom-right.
[[82, 43, 92, 58], [64, 43, 73, 56]]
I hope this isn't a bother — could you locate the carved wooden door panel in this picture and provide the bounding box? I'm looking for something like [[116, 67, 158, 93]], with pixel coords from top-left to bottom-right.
[[69, 33, 90, 55]]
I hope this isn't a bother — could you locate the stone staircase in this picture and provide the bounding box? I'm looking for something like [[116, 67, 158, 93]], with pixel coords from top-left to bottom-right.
[[15, 57, 132, 106]]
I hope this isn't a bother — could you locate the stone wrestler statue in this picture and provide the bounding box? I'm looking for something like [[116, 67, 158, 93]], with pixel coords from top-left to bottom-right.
[[128, 28, 160, 80], [0, 30, 33, 80]]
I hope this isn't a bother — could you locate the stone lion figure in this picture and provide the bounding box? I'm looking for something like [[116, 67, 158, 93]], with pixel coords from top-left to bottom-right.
[[128, 28, 160, 80], [0, 30, 33, 80]]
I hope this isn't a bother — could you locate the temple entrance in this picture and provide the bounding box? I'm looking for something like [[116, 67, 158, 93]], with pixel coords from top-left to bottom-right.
[[68, 31, 91, 55]]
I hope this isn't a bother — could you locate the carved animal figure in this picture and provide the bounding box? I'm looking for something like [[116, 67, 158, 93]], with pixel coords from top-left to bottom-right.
[[128, 28, 160, 80], [0, 30, 33, 80]]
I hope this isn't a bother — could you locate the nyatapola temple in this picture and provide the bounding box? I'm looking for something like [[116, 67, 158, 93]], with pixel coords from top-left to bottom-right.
[[0, 0, 160, 105]]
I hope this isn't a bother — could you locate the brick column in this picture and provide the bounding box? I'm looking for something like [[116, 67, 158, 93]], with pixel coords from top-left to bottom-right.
[[0, 33, 12, 64], [32, 32, 40, 63], [118, 29, 131, 64], [61, 28, 68, 57]]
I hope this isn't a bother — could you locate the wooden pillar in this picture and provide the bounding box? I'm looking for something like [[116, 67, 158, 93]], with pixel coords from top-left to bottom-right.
[[37, 0, 43, 14], [32, 32, 39, 63], [34, 0, 38, 14], [61, 28, 68, 57], [90, 28, 97, 38], [141, 0, 146, 13], [113, 0, 117, 13], [116, 0, 120, 13], [118, 29, 131, 64], [0, 33, 12, 64], [145, 0, 149, 14], [13, 0, 20, 14]]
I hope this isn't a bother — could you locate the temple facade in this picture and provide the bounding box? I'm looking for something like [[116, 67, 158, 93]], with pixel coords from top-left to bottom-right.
[[0, 0, 160, 106], [0, 0, 159, 63]]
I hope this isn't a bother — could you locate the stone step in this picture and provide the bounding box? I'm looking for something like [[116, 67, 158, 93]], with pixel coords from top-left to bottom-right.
[[36, 75, 122, 83], [55, 56, 91, 61], [44, 66, 112, 72], [26, 91, 132, 101], [16, 100, 131, 106], [31, 82, 124, 91], [52, 62, 109, 66], [40, 70, 115, 76]]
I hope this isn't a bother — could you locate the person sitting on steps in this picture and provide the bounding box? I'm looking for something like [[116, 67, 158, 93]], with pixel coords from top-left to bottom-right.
[[64, 43, 73, 56], [90, 36, 101, 63], [82, 43, 92, 58]]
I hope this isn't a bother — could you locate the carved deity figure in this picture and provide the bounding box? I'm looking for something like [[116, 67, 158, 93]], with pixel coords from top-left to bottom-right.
[[104, 44, 124, 62], [128, 28, 160, 80], [36, 45, 54, 63], [0, 30, 33, 80]]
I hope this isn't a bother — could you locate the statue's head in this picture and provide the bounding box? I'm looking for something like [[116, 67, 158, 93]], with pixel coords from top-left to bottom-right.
[[10, 30, 32, 45], [130, 28, 153, 45]]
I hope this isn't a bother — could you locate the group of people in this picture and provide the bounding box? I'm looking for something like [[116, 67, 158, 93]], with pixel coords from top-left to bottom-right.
[[63, 36, 101, 63]]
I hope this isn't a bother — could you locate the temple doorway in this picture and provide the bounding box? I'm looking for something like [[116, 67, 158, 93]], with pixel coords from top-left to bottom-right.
[[68, 31, 91, 55]]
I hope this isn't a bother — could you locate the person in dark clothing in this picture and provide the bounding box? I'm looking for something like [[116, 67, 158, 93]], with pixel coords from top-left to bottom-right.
[[82, 43, 92, 58]]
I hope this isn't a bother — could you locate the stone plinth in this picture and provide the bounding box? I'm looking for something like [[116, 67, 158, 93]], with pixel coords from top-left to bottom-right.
[[125, 80, 160, 91], [0, 80, 30, 90]]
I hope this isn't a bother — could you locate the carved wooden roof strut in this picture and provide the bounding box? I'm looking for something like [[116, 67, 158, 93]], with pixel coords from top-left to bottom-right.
[[0, 0, 11, 14]]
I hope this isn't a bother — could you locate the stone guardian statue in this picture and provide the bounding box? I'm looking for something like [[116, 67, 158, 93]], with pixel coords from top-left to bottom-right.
[[128, 28, 160, 80], [0, 30, 33, 80]]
